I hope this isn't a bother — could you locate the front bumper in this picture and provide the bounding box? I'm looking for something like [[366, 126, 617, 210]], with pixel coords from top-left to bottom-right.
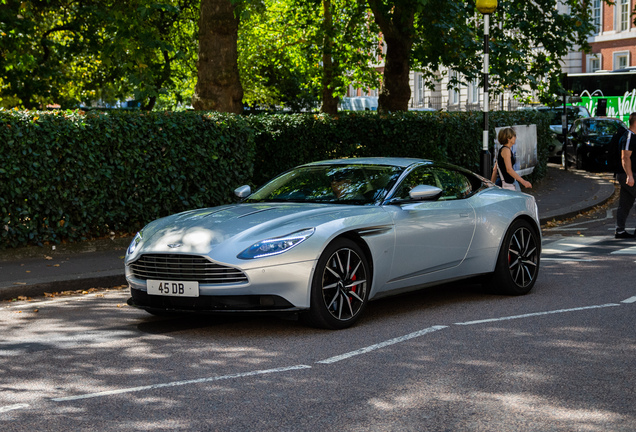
[[126, 259, 316, 314]]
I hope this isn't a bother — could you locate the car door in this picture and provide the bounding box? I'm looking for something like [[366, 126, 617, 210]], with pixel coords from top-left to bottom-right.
[[386, 165, 477, 285]]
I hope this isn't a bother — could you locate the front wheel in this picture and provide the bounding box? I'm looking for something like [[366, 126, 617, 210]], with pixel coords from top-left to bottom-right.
[[576, 151, 587, 170], [304, 238, 370, 330], [486, 219, 540, 295]]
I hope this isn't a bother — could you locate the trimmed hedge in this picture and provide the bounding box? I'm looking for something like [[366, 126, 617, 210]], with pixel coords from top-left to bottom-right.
[[248, 110, 551, 186], [0, 109, 550, 249], [0, 110, 255, 248]]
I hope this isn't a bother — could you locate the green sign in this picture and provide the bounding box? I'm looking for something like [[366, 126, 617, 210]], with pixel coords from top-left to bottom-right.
[[574, 90, 636, 123]]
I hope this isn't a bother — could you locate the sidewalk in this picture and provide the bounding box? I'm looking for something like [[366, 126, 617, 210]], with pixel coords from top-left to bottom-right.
[[0, 163, 617, 301]]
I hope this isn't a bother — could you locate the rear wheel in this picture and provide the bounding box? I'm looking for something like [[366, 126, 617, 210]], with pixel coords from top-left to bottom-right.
[[304, 238, 370, 329], [486, 219, 540, 295]]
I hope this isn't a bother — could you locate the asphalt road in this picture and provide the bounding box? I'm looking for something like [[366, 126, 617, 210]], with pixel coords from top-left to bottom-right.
[[1, 207, 636, 431]]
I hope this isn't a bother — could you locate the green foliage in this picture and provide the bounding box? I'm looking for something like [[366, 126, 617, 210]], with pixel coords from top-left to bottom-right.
[[0, 109, 255, 248], [0, 0, 199, 110], [238, 0, 382, 111], [0, 109, 549, 249], [246, 110, 551, 186], [370, 0, 597, 110]]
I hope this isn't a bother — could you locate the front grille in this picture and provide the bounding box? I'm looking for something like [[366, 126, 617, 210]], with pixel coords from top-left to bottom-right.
[[130, 254, 248, 285]]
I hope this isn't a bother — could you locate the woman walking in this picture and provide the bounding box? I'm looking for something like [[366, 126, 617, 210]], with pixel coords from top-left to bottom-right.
[[491, 127, 532, 191]]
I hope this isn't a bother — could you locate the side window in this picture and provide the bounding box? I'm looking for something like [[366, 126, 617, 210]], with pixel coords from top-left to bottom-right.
[[432, 167, 473, 200], [392, 166, 475, 201], [392, 166, 439, 200]]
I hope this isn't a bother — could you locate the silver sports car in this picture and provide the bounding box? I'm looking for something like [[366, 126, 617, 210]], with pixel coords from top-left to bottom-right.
[[126, 158, 541, 329]]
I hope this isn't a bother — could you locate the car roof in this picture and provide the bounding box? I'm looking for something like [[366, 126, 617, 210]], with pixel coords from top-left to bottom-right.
[[302, 157, 431, 169], [580, 117, 625, 123]]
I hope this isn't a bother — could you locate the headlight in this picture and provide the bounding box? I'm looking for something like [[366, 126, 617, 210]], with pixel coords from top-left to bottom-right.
[[238, 228, 315, 259], [127, 232, 143, 255]]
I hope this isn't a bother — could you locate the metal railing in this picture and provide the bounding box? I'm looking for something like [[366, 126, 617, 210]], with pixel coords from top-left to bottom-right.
[[409, 95, 526, 112]]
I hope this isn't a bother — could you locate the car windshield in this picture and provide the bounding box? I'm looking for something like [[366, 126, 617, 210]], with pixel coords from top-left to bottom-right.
[[581, 119, 620, 136], [246, 164, 405, 205]]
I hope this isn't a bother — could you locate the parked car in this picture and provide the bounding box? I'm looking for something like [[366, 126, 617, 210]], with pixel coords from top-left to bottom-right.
[[125, 158, 541, 329], [563, 117, 628, 171], [535, 105, 591, 159]]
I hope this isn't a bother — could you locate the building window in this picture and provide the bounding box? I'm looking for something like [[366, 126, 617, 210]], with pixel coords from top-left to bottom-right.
[[469, 79, 479, 104], [620, 0, 630, 31], [591, 0, 601, 34], [417, 74, 425, 104], [614, 51, 629, 70], [588, 55, 601, 72]]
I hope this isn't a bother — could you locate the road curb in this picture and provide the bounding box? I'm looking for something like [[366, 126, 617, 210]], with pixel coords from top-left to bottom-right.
[[0, 274, 126, 301], [538, 176, 617, 226]]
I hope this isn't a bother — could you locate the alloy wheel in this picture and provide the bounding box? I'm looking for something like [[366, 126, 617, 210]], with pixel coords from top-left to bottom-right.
[[321, 247, 368, 322], [507, 226, 539, 288]]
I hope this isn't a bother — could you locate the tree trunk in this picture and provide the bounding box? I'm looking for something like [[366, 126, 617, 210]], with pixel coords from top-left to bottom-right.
[[320, 0, 339, 115], [193, 0, 243, 113], [367, 0, 414, 113], [378, 34, 412, 112]]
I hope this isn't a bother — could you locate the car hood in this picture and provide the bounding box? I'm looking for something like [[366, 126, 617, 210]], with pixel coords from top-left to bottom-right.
[[129, 203, 386, 258]]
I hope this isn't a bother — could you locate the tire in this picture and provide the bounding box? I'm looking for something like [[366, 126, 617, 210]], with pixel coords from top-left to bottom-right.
[[486, 219, 540, 295], [304, 238, 370, 329], [575, 151, 586, 170]]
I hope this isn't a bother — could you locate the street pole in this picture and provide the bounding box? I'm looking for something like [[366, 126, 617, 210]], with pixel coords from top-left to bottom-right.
[[481, 13, 491, 179], [476, 0, 497, 179]]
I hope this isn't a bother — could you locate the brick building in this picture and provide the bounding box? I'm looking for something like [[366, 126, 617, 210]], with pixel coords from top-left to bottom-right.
[[584, 0, 636, 72]]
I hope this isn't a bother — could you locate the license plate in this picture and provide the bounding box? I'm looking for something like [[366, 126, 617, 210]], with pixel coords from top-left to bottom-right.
[[147, 280, 199, 297]]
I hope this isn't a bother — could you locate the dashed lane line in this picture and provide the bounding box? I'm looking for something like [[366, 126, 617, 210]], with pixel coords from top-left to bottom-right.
[[2, 298, 634, 412], [51, 365, 312, 402], [542, 257, 595, 262], [0, 404, 30, 413], [316, 325, 448, 364], [454, 304, 621, 326]]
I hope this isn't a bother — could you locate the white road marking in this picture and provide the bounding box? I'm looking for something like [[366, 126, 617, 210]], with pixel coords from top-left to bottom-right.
[[316, 325, 448, 364], [6, 300, 629, 407], [541, 258, 595, 262], [542, 236, 606, 254], [52, 365, 312, 402], [454, 304, 621, 326], [0, 404, 30, 413], [610, 246, 636, 255]]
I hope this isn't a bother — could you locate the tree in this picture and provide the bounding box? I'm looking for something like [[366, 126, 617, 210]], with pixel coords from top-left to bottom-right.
[[367, 0, 597, 112], [316, 0, 381, 114], [366, 0, 415, 113], [237, 0, 381, 113], [192, 0, 244, 113], [0, 0, 199, 110]]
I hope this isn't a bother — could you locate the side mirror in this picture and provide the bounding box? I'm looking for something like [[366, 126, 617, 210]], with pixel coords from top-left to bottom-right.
[[409, 184, 443, 201], [234, 185, 251, 198]]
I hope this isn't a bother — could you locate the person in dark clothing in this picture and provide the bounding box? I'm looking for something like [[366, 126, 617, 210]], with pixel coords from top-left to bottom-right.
[[615, 112, 636, 239], [491, 127, 532, 191]]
